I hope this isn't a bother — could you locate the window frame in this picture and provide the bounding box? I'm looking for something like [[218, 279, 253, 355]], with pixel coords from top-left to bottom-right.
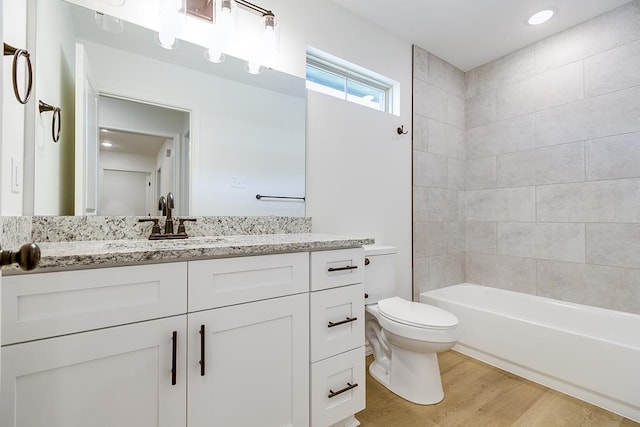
[[305, 50, 396, 115]]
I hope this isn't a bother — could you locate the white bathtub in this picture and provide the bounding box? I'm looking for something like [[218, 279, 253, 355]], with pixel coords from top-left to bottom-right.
[[420, 283, 640, 422]]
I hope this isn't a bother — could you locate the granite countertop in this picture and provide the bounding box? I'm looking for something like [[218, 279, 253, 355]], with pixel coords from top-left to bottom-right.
[[5, 233, 375, 274]]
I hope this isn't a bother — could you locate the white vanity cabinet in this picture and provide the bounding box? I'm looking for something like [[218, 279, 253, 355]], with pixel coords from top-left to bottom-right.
[[186, 254, 310, 427], [0, 263, 189, 427], [309, 248, 366, 427], [1, 315, 188, 427], [0, 246, 366, 427]]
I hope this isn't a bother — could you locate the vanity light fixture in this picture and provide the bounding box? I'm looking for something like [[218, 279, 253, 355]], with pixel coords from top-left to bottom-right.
[[157, 0, 279, 72], [528, 9, 554, 25]]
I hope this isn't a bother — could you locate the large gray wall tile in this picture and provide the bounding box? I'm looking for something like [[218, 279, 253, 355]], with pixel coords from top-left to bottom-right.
[[428, 53, 465, 98], [465, 188, 536, 221], [427, 188, 459, 221], [448, 158, 465, 190], [496, 62, 584, 120], [466, 157, 497, 190], [537, 179, 640, 222], [414, 79, 448, 122], [413, 45, 429, 82], [413, 151, 448, 188], [537, 260, 640, 313], [413, 114, 429, 152], [585, 40, 640, 97], [428, 253, 465, 288], [496, 142, 585, 187], [586, 223, 640, 269], [534, 1, 640, 73], [448, 221, 466, 253], [535, 83, 640, 148], [586, 132, 640, 181], [422, 222, 450, 257], [465, 253, 537, 294], [413, 186, 428, 222], [466, 114, 535, 159], [448, 94, 465, 129], [465, 46, 535, 99], [413, 256, 429, 294], [498, 222, 585, 263], [466, 222, 497, 254], [466, 90, 496, 129]]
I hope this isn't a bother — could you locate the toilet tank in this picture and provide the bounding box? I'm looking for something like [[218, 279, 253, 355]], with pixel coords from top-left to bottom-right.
[[364, 244, 397, 305]]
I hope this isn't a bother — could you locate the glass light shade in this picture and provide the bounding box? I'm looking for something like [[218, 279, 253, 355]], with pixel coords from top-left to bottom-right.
[[528, 10, 554, 25], [205, 49, 225, 63], [261, 14, 280, 59], [245, 61, 262, 74], [94, 12, 124, 33], [157, 0, 185, 49]]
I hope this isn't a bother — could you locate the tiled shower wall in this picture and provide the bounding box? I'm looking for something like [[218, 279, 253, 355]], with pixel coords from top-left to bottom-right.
[[412, 46, 466, 301], [413, 0, 640, 314]]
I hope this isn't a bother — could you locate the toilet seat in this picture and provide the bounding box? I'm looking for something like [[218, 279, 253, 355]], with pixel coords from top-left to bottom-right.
[[378, 297, 458, 330]]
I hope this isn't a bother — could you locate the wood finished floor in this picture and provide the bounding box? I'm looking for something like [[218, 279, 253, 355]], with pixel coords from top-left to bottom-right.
[[356, 352, 639, 427]]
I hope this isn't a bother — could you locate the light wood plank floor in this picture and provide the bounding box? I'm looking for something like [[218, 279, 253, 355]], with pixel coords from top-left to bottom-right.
[[356, 352, 639, 426]]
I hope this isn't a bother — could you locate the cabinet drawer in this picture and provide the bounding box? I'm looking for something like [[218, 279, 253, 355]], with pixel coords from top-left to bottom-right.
[[2, 263, 187, 345], [188, 252, 309, 311], [311, 347, 365, 427], [310, 248, 364, 291], [310, 284, 364, 363]]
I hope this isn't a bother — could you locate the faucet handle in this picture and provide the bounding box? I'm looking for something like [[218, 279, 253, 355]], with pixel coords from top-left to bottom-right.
[[138, 218, 161, 237], [177, 218, 197, 234]]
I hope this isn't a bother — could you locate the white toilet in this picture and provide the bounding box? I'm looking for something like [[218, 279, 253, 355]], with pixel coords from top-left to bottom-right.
[[364, 245, 458, 405]]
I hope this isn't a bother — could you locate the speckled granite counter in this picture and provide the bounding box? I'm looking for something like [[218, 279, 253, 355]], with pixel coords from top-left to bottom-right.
[[4, 233, 374, 274]]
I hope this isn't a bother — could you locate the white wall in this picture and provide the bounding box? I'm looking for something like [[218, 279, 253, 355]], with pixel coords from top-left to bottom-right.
[[2, 0, 27, 215], [30, 0, 76, 215]]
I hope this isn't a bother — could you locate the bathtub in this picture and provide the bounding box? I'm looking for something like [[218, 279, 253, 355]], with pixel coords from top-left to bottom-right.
[[419, 283, 640, 422]]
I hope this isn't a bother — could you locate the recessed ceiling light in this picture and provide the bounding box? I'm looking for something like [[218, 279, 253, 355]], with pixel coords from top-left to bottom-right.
[[101, 141, 113, 148], [528, 10, 554, 25]]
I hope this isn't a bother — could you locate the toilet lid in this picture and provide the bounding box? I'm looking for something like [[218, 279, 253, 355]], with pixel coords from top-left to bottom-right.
[[377, 297, 458, 329]]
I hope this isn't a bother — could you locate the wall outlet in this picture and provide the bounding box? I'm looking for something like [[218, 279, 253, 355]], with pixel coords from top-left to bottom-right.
[[11, 156, 22, 193], [231, 176, 247, 188]]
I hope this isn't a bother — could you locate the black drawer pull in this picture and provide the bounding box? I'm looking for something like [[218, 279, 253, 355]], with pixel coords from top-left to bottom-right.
[[328, 317, 358, 328], [327, 265, 358, 272], [199, 324, 206, 376], [171, 331, 177, 386], [328, 382, 359, 398]]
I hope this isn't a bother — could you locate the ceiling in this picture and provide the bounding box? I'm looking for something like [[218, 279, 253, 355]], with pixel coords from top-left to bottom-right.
[[331, 0, 634, 71], [100, 129, 169, 157]]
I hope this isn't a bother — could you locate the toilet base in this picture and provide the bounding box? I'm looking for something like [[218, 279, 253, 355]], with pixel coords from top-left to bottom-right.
[[369, 347, 445, 405]]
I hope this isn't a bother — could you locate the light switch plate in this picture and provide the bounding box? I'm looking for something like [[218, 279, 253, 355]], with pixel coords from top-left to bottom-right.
[[11, 156, 22, 193]]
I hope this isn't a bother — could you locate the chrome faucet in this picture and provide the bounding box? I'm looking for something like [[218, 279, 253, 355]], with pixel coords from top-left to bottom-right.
[[164, 192, 175, 234]]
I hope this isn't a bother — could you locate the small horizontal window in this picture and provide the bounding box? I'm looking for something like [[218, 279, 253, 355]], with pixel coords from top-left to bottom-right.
[[306, 47, 398, 115]]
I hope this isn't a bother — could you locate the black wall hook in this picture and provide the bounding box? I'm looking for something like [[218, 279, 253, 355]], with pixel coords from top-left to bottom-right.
[[397, 125, 408, 135]]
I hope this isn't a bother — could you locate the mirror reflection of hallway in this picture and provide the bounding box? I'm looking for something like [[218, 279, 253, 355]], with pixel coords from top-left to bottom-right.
[[100, 169, 151, 216], [95, 96, 190, 216]]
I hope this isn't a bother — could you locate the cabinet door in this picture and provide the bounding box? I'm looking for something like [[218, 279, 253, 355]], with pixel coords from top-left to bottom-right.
[[0, 316, 187, 427], [188, 293, 309, 427]]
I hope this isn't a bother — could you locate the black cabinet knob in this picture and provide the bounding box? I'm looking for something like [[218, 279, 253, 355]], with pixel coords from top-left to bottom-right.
[[0, 243, 41, 271]]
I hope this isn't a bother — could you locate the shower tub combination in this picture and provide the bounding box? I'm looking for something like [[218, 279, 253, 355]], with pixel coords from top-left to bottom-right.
[[420, 283, 640, 422]]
